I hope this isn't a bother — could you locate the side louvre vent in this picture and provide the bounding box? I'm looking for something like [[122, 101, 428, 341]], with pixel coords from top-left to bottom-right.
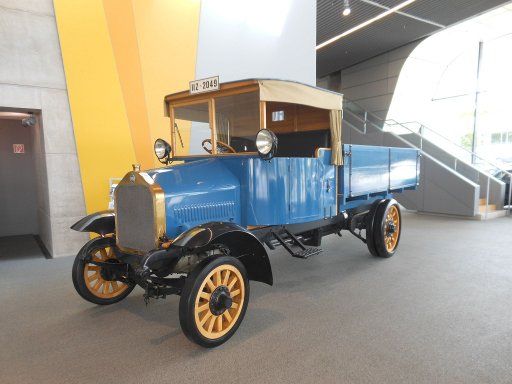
[[173, 201, 236, 224]]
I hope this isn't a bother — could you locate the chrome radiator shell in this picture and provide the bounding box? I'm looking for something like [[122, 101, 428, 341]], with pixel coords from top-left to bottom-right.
[[114, 171, 166, 254]]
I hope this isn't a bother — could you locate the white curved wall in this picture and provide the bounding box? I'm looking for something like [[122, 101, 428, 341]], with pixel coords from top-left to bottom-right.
[[195, 0, 316, 85]]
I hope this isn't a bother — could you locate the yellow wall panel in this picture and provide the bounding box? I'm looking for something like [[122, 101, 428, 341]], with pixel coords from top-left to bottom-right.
[[54, 0, 137, 213], [103, 0, 154, 170], [131, 0, 200, 166], [54, 0, 201, 214]]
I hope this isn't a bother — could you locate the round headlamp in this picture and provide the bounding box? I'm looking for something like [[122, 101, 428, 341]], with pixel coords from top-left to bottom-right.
[[256, 129, 278, 159], [154, 139, 171, 162]]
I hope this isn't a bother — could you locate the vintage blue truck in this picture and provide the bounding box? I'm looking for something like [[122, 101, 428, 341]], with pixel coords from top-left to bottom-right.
[[70, 79, 419, 347]]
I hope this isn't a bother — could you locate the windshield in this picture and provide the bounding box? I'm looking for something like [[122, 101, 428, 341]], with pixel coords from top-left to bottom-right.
[[172, 91, 260, 156]]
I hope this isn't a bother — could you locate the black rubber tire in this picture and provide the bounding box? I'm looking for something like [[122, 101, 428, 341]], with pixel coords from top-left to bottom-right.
[[372, 199, 402, 258], [72, 236, 135, 305], [179, 255, 250, 348], [366, 199, 385, 257]]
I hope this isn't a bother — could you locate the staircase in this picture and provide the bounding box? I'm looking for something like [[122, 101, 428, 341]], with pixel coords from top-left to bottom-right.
[[342, 100, 510, 220]]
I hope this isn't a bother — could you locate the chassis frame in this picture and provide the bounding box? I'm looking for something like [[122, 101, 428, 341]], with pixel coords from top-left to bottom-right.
[[76, 197, 387, 304]]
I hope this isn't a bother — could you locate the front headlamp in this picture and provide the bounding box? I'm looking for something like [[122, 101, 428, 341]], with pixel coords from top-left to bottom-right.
[[154, 139, 172, 164], [256, 129, 278, 160]]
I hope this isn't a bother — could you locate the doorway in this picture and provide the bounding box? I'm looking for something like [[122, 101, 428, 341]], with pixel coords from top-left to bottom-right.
[[0, 111, 47, 260]]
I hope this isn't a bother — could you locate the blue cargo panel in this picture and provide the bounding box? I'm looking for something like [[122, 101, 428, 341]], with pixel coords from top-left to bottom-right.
[[390, 147, 419, 189], [345, 145, 389, 196], [338, 144, 419, 211]]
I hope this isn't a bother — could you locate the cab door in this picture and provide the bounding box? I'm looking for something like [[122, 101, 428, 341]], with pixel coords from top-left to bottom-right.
[[317, 149, 337, 219], [288, 149, 337, 223], [288, 158, 322, 222]]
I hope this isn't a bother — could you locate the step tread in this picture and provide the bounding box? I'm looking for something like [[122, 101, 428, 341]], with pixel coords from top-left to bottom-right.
[[479, 204, 497, 213], [476, 209, 508, 220], [292, 247, 323, 259]]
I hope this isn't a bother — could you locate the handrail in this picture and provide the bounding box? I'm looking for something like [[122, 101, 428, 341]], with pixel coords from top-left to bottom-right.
[[383, 119, 511, 214], [342, 99, 512, 215], [386, 119, 512, 179]]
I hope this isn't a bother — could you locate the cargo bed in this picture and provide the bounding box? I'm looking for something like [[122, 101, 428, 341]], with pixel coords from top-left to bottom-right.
[[339, 144, 419, 210]]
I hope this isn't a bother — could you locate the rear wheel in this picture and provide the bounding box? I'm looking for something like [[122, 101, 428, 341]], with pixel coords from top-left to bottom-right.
[[179, 255, 249, 348], [365, 199, 384, 257], [72, 236, 135, 305], [367, 199, 401, 258]]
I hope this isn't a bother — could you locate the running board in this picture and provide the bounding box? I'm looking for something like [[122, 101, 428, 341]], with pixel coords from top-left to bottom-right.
[[270, 228, 322, 259]]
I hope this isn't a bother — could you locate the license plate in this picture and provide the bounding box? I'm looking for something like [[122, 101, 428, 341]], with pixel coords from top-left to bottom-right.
[[189, 76, 220, 95]]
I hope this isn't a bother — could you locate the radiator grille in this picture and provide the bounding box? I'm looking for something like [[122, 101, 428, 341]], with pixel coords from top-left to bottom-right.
[[116, 184, 156, 253]]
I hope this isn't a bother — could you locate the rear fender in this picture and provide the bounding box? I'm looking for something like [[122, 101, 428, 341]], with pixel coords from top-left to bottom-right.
[[172, 222, 273, 285], [71, 210, 115, 236]]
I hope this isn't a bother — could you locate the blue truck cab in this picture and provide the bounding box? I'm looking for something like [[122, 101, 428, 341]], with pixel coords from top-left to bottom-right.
[[71, 79, 419, 347]]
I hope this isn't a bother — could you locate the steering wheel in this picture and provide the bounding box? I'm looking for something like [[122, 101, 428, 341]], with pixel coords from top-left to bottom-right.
[[201, 139, 236, 154]]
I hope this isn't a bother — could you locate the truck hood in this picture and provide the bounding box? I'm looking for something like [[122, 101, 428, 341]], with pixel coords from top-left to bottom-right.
[[146, 159, 241, 237]]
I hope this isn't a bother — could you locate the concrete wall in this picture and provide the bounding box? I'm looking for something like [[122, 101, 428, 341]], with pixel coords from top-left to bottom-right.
[[196, 0, 316, 85], [318, 41, 421, 119], [400, 133, 506, 209], [0, 120, 38, 236], [0, 0, 87, 256]]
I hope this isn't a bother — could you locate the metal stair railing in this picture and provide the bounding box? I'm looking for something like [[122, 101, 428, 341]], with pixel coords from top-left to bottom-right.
[[385, 119, 511, 216], [342, 100, 511, 216]]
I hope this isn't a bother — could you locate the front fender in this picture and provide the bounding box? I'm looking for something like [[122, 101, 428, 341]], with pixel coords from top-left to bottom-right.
[[76, 236, 115, 261], [173, 222, 273, 285], [71, 210, 115, 236]]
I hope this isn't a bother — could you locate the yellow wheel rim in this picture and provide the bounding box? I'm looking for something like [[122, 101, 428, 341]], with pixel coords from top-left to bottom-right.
[[83, 246, 129, 299], [384, 205, 400, 252], [194, 264, 245, 339]]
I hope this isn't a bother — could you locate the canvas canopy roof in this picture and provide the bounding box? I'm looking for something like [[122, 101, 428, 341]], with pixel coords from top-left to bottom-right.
[[164, 79, 343, 112], [164, 79, 344, 165]]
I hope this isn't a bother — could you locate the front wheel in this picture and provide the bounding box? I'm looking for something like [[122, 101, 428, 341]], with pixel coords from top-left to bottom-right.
[[179, 255, 249, 348], [72, 236, 135, 305]]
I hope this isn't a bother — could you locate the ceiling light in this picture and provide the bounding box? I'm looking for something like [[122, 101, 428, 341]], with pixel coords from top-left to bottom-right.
[[342, 0, 351, 16], [317, 0, 418, 50]]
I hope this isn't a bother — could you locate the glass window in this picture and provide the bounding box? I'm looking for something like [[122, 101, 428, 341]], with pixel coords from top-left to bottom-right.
[[214, 92, 260, 153], [173, 102, 210, 156], [387, 8, 512, 169]]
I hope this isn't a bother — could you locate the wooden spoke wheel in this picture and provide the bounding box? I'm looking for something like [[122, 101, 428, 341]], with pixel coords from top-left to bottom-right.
[[179, 255, 249, 348], [72, 236, 135, 305], [367, 199, 402, 258], [384, 205, 400, 252]]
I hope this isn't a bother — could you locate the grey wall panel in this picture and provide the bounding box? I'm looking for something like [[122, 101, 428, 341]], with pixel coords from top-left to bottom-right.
[[0, 4, 66, 89], [319, 41, 420, 120], [0, 1, 54, 15], [395, 154, 479, 217], [401, 133, 506, 209], [0, 3, 86, 256], [196, 0, 316, 85], [383, 129, 479, 216], [421, 156, 479, 216]]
